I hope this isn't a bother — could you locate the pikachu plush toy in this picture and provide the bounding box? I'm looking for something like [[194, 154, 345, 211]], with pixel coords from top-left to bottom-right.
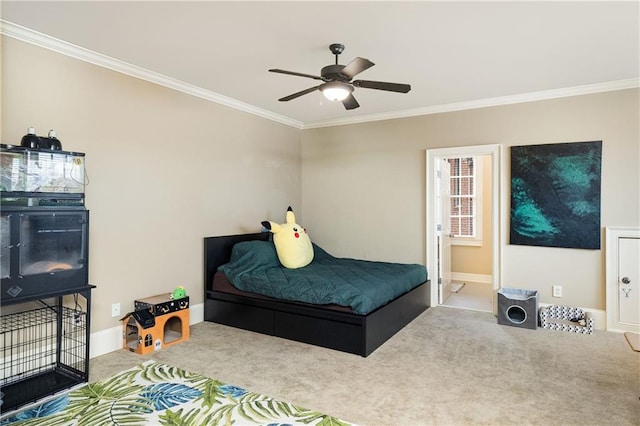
[[262, 206, 314, 269]]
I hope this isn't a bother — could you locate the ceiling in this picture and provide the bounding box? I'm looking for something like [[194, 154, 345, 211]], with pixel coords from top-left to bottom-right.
[[2, 1, 639, 128]]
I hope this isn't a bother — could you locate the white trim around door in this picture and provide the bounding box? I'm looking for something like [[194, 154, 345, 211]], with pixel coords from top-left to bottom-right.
[[426, 144, 502, 313]]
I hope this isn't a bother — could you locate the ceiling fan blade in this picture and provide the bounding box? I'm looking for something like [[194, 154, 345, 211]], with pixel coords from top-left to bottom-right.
[[269, 69, 324, 81], [342, 94, 360, 110], [340, 57, 375, 79], [353, 80, 411, 93], [278, 86, 321, 102]]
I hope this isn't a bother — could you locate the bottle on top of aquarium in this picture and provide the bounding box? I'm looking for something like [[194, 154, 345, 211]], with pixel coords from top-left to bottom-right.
[[20, 126, 40, 149], [47, 129, 62, 150]]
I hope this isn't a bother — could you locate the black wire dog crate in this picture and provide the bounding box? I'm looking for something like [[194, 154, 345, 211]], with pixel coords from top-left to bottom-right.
[[0, 303, 89, 413]]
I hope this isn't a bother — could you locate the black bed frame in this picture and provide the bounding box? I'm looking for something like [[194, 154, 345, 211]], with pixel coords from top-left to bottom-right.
[[203, 233, 430, 357]]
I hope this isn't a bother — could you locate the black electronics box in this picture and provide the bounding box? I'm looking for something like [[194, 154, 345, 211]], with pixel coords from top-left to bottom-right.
[[134, 293, 189, 316]]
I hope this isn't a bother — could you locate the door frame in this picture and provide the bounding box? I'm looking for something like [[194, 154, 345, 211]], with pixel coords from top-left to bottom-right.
[[605, 227, 640, 332], [426, 144, 502, 312], [435, 157, 452, 304]]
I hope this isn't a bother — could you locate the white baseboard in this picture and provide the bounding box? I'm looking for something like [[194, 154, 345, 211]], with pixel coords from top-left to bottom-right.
[[89, 303, 204, 359], [451, 272, 492, 284]]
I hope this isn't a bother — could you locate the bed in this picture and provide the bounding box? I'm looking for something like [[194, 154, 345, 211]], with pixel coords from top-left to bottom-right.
[[203, 232, 430, 357]]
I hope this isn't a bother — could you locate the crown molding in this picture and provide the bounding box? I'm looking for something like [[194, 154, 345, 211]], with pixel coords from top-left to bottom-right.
[[2, 19, 637, 131], [0, 20, 304, 129], [303, 78, 640, 129]]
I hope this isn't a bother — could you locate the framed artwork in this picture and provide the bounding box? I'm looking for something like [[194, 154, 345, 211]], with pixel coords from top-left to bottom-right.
[[510, 141, 602, 249]]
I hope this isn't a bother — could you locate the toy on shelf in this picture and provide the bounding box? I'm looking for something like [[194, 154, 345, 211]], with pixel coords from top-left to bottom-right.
[[171, 285, 187, 299]]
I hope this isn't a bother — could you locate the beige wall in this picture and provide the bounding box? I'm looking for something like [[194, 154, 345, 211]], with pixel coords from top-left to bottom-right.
[[1, 37, 303, 331], [302, 89, 640, 310]]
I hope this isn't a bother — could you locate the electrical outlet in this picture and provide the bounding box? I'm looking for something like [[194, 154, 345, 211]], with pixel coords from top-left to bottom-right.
[[111, 303, 121, 318], [552, 285, 562, 298]]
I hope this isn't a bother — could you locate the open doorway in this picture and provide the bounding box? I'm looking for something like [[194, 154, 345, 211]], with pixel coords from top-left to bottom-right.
[[426, 145, 502, 313]]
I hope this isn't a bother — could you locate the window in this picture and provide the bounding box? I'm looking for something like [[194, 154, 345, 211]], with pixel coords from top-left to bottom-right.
[[447, 156, 482, 245]]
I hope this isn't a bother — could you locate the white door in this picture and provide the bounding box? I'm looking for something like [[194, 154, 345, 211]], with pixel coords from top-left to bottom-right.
[[618, 237, 640, 327], [606, 228, 640, 332], [436, 158, 452, 304]]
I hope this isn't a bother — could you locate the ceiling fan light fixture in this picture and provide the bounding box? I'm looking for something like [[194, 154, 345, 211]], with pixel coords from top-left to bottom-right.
[[271, 43, 410, 110], [320, 82, 353, 101]]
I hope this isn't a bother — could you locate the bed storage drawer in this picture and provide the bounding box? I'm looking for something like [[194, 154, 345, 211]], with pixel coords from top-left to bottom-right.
[[274, 311, 363, 355], [204, 298, 274, 335], [364, 280, 430, 355]]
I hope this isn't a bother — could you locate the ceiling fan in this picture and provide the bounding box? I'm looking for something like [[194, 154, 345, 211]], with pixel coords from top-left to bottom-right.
[[269, 43, 411, 110]]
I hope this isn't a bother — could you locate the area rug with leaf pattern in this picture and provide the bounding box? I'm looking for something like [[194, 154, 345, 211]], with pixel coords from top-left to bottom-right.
[[0, 360, 354, 425]]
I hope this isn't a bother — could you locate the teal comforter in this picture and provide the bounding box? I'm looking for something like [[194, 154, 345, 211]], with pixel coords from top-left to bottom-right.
[[218, 240, 428, 315]]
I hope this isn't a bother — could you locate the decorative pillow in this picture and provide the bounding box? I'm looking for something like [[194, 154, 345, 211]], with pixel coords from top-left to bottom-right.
[[223, 240, 280, 272], [261, 206, 314, 269]]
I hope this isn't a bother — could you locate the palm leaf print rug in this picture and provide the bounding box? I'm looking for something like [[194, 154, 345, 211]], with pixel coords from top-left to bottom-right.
[[1, 360, 354, 426]]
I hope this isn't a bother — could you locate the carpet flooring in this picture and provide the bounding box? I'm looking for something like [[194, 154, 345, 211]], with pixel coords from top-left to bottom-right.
[[88, 306, 639, 425]]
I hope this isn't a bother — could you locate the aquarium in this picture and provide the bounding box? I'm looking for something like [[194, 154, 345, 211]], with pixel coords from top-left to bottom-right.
[[0, 145, 85, 194], [1, 210, 89, 302]]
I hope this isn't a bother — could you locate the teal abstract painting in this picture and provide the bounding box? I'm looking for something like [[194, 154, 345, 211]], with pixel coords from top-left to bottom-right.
[[510, 141, 602, 249]]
